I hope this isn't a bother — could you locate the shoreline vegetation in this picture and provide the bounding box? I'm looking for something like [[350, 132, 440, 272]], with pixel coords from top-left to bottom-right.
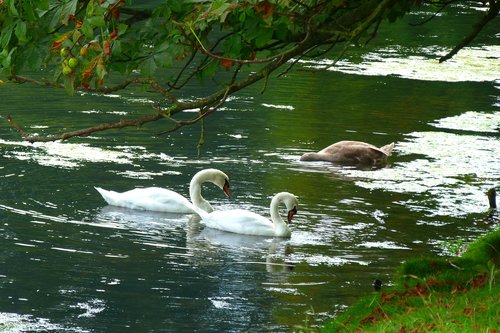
[[298, 228, 499, 333]]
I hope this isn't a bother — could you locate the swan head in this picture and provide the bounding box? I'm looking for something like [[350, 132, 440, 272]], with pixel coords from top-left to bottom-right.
[[206, 168, 230, 198], [190, 168, 231, 199], [300, 152, 317, 161]]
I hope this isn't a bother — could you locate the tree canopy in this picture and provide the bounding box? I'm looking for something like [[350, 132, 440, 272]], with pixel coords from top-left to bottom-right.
[[1, 0, 498, 142]]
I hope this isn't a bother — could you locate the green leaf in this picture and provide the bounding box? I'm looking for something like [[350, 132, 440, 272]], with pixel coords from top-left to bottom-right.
[[15, 20, 27, 43], [87, 15, 106, 28], [23, 44, 44, 71], [0, 47, 16, 69], [63, 74, 75, 95], [71, 30, 82, 44], [222, 34, 242, 58], [198, 59, 218, 82], [117, 23, 128, 35], [1, 24, 14, 49], [153, 3, 172, 19], [209, 0, 231, 23], [48, 5, 64, 30], [61, 0, 78, 25], [154, 52, 173, 67], [253, 28, 273, 48], [81, 20, 94, 39], [8, 0, 19, 17], [139, 56, 157, 76]]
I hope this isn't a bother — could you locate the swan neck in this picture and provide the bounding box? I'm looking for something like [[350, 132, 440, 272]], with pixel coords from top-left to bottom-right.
[[189, 172, 212, 212], [301, 152, 333, 162], [270, 195, 286, 230]]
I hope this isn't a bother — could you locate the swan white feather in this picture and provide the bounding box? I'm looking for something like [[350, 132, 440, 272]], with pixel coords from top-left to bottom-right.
[[198, 192, 298, 237], [95, 168, 230, 213]]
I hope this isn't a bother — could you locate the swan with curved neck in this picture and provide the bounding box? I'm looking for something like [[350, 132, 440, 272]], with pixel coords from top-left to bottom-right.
[[95, 168, 230, 213], [197, 192, 299, 237], [300, 141, 394, 167]]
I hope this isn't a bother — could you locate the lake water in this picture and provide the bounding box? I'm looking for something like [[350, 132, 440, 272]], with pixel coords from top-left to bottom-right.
[[1, 5, 499, 333]]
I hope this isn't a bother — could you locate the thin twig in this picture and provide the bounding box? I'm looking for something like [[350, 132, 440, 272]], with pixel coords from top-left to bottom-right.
[[439, 0, 499, 62], [157, 87, 231, 135], [189, 26, 286, 65], [409, 0, 455, 26], [8, 112, 166, 142]]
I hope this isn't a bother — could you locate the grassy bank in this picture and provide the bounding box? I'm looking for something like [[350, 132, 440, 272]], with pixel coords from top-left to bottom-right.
[[314, 229, 499, 333]]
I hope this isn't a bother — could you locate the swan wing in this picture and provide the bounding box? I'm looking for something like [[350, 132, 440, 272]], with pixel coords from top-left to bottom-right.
[[317, 141, 388, 164], [95, 187, 195, 213], [203, 209, 276, 236]]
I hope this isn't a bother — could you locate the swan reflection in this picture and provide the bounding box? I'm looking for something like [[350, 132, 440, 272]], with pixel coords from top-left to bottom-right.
[[196, 228, 296, 273]]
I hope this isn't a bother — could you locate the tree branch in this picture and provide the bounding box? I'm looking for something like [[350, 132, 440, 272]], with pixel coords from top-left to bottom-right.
[[7, 0, 491, 143], [8, 75, 177, 103], [409, 0, 454, 26], [189, 26, 288, 65], [95, 78, 177, 103], [439, 0, 499, 62], [8, 112, 166, 143], [157, 87, 231, 135]]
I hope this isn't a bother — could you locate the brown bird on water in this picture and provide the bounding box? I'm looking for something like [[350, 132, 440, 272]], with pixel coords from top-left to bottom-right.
[[300, 140, 395, 168]]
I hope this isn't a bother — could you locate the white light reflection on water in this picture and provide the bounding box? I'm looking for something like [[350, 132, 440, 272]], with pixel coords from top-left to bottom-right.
[[431, 111, 499, 133], [0, 138, 185, 179], [0, 139, 135, 169], [0, 312, 85, 333], [299, 46, 500, 83], [298, 111, 499, 218], [0, 203, 126, 230], [69, 299, 106, 318]]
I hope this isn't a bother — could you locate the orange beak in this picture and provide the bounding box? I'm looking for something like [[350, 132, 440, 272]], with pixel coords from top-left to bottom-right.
[[223, 179, 230, 198], [287, 207, 297, 223]]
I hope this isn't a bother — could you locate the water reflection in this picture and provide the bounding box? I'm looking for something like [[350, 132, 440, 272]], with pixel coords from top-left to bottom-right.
[[1, 12, 498, 330], [0, 312, 84, 332], [333, 111, 500, 217], [300, 46, 500, 83]]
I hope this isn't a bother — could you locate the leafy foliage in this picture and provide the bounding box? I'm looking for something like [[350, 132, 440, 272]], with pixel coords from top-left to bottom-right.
[[1, 0, 498, 141]]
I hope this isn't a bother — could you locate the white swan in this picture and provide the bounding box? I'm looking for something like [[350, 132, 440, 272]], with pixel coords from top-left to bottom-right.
[[95, 168, 230, 213], [198, 192, 299, 237]]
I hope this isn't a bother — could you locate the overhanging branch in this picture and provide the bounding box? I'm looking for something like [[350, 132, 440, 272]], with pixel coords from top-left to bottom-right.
[[157, 87, 232, 135], [8, 112, 166, 143], [439, 0, 499, 62]]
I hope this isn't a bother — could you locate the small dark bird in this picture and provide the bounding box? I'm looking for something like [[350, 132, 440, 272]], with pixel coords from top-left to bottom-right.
[[485, 188, 498, 223], [487, 188, 497, 209], [373, 279, 383, 291]]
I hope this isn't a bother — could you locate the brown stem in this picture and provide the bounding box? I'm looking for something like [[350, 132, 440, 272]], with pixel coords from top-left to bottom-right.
[[8, 113, 166, 143]]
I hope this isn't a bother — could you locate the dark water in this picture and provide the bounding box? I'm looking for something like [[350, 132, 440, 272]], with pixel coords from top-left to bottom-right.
[[1, 5, 499, 333]]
